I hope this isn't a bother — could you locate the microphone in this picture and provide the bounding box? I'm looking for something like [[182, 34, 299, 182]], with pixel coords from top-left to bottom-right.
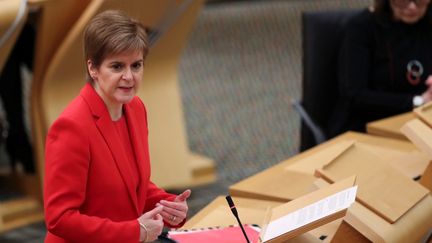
[[225, 195, 251, 243]]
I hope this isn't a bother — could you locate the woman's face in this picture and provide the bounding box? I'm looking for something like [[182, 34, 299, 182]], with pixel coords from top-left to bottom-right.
[[390, 0, 430, 24], [88, 50, 144, 111]]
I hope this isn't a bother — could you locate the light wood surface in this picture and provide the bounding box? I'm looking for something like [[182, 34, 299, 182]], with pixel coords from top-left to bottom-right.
[[0, 197, 44, 234], [330, 221, 370, 243], [345, 195, 432, 243], [401, 118, 432, 158], [32, 0, 215, 189], [420, 161, 432, 192], [230, 132, 428, 202], [183, 196, 282, 229], [366, 112, 414, 140], [183, 196, 336, 243], [316, 142, 428, 223], [30, 0, 91, 194], [414, 102, 432, 128], [229, 132, 432, 242], [400, 118, 432, 192]]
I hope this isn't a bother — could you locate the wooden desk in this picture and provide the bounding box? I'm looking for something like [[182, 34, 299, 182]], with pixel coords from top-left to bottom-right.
[[183, 196, 339, 243], [229, 132, 432, 242], [183, 196, 282, 229], [344, 195, 432, 243], [366, 112, 414, 140], [230, 131, 428, 202]]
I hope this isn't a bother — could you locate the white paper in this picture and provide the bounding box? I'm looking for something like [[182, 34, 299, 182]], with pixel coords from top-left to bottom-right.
[[262, 185, 357, 242]]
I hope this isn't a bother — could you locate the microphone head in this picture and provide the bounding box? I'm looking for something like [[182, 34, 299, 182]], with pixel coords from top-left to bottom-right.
[[225, 195, 238, 217], [225, 195, 235, 208]]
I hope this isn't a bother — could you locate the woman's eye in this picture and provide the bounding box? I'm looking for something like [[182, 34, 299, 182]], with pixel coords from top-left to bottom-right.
[[132, 62, 142, 70], [111, 64, 123, 71]]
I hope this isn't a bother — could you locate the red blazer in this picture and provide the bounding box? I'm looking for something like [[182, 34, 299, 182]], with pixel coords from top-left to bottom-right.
[[44, 83, 177, 243]]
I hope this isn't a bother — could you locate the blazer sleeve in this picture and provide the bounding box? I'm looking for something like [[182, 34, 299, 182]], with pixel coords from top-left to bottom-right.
[[44, 117, 140, 242]]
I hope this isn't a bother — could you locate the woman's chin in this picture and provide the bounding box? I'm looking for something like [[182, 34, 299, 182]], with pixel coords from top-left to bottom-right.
[[117, 96, 135, 104], [401, 16, 422, 24]]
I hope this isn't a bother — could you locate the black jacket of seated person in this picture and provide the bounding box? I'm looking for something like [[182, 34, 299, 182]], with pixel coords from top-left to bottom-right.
[[328, 8, 432, 137]]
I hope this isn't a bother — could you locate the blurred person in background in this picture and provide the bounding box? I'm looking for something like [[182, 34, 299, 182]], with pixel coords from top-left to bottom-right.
[[329, 0, 432, 137]]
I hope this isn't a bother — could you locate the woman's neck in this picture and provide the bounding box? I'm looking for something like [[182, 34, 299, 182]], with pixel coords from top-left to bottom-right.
[[108, 105, 123, 121]]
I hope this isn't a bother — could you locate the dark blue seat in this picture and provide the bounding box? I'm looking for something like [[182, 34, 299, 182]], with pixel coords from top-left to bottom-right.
[[299, 9, 361, 151]]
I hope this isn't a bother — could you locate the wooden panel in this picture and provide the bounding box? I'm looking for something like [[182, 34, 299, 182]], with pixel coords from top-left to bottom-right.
[[401, 118, 432, 158], [316, 142, 428, 223], [401, 118, 432, 191], [230, 132, 428, 202], [229, 132, 432, 242], [30, 0, 91, 191], [344, 196, 432, 243], [183, 196, 282, 229], [229, 169, 317, 202], [366, 112, 414, 140], [330, 221, 371, 243], [0, 197, 44, 234], [284, 141, 354, 175], [414, 102, 432, 128], [420, 161, 432, 192]]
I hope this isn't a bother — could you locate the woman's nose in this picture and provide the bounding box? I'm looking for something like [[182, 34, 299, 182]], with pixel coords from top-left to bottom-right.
[[122, 68, 133, 80]]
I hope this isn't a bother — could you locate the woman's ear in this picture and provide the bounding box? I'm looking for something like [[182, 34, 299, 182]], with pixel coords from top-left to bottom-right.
[[87, 60, 97, 80]]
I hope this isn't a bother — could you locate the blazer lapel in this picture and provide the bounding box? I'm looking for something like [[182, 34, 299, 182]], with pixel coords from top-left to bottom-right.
[[124, 103, 149, 211], [80, 84, 139, 215]]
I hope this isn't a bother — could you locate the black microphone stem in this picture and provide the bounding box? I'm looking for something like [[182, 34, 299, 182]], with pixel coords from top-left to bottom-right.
[[226, 195, 250, 243], [235, 214, 250, 243]]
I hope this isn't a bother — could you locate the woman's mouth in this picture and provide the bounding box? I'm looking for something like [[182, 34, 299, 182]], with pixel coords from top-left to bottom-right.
[[118, 86, 133, 91]]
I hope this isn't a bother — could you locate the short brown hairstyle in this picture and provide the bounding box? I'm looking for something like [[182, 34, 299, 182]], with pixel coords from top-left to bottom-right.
[[83, 10, 149, 81]]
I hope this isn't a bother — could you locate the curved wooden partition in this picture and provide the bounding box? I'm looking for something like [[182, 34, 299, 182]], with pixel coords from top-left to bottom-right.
[[34, 0, 215, 189], [0, 0, 92, 233], [30, 0, 91, 197], [0, 0, 36, 234]]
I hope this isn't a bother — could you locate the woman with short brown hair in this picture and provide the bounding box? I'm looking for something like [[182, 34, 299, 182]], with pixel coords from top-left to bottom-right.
[[44, 10, 191, 243]]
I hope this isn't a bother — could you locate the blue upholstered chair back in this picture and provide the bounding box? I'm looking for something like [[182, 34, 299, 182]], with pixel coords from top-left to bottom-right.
[[300, 9, 361, 151]]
